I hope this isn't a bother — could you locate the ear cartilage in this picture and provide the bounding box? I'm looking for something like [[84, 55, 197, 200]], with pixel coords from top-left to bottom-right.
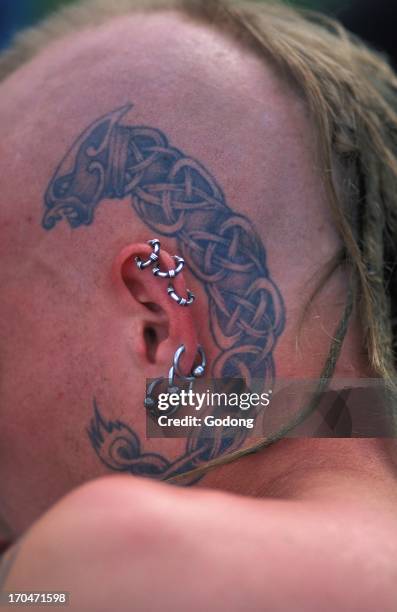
[[135, 238, 160, 270], [167, 285, 195, 307], [152, 255, 185, 279]]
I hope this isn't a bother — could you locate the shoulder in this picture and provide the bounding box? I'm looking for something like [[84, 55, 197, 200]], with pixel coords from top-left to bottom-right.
[[4, 475, 397, 612], [75, 476, 397, 612]]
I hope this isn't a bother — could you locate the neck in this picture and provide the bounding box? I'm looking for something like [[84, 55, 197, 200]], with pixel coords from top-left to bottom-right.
[[199, 438, 397, 509]]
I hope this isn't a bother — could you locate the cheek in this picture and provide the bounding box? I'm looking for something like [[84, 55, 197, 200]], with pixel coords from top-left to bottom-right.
[[0, 362, 107, 535], [0, 301, 105, 533]]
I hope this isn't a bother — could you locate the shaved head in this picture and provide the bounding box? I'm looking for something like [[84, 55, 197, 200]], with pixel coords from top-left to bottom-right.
[[0, 8, 349, 356], [0, 5, 376, 534]]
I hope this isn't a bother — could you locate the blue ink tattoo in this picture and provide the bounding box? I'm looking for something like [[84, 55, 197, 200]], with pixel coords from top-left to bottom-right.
[[43, 104, 286, 481], [88, 399, 246, 483]]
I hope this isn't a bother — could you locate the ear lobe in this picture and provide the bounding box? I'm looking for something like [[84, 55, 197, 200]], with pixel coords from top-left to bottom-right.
[[115, 242, 198, 376]]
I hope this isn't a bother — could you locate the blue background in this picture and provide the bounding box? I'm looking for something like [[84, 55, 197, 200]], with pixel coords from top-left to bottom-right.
[[0, 0, 395, 66]]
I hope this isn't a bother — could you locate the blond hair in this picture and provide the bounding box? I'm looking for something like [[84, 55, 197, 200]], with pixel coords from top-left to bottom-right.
[[2, 0, 397, 478]]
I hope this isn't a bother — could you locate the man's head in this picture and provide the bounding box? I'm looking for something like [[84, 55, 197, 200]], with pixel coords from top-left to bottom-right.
[[1, 0, 397, 535]]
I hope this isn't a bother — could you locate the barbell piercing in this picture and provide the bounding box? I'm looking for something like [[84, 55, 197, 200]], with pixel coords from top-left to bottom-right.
[[135, 239, 160, 270], [167, 285, 195, 307], [152, 255, 185, 279]]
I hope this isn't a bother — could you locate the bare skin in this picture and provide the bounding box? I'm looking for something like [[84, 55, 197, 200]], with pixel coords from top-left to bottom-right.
[[2, 476, 397, 611], [0, 9, 396, 610]]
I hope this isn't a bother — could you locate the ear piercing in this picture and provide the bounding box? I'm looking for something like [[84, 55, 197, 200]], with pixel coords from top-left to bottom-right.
[[135, 239, 160, 269], [137, 242, 203, 412], [135, 239, 195, 307], [167, 286, 195, 307], [172, 344, 206, 379], [144, 344, 206, 414], [153, 255, 185, 278]]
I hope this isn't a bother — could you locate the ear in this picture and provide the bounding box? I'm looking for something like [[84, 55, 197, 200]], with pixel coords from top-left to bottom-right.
[[112, 242, 199, 377]]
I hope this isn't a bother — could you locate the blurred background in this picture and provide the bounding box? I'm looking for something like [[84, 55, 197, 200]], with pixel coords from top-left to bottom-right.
[[0, 0, 396, 67]]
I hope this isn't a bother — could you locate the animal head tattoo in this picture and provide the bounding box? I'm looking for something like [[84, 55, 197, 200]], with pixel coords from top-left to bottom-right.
[[43, 104, 286, 481]]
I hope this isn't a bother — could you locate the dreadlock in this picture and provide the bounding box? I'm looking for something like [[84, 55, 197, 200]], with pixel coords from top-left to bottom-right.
[[172, 0, 397, 480]]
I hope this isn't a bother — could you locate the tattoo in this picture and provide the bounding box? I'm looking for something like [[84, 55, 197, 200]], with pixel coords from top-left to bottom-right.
[[43, 104, 286, 480], [0, 543, 20, 591], [88, 399, 247, 482]]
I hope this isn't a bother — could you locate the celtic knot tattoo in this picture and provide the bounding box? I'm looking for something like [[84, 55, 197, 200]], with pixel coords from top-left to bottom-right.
[[43, 104, 286, 481]]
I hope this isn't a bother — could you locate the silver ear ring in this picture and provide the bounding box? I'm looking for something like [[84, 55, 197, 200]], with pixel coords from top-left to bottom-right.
[[144, 344, 206, 413], [135, 238, 195, 307], [144, 378, 165, 410], [167, 285, 195, 307], [135, 239, 160, 270], [173, 344, 206, 379], [152, 255, 185, 279]]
